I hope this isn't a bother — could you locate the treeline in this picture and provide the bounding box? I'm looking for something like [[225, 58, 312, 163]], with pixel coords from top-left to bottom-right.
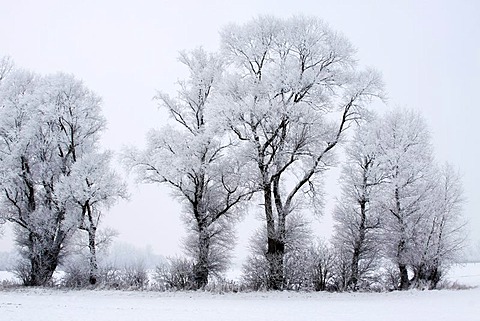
[[0, 15, 466, 292]]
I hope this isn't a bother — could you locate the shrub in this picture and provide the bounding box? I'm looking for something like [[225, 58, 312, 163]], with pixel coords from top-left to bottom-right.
[[154, 256, 195, 291]]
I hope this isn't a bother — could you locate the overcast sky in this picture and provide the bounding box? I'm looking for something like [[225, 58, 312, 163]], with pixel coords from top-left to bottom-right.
[[0, 0, 479, 261]]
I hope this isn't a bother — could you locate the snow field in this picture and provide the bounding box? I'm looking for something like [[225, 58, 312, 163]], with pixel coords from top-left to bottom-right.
[[0, 263, 479, 321], [0, 287, 479, 321]]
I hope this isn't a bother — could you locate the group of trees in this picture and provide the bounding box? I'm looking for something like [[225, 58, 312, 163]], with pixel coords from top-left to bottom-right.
[[332, 110, 465, 291], [0, 15, 466, 291], [126, 15, 384, 290], [126, 16, 465, 291]]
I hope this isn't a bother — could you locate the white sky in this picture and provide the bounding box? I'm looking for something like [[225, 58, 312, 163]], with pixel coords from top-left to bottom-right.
[[0, 0, 479, 261]]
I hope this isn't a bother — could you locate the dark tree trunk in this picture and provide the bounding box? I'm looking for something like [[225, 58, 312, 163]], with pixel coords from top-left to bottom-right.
[[263, 180, 287, 290], [412, 264, 441, 290], [397, 235, 410, 290], [313, 264, 329, 291], [427, 267, 441, 290], [399, 263, 410, 290], [394, 186, 410, 291], [193, 227, 210, 289], [88, 226, 98, 285], [349, 250, 360, 291], [348, 199, 367, 291], [82, 201, 99, 285], [23, 233, 62, 286], [266, 236, 285, 290]]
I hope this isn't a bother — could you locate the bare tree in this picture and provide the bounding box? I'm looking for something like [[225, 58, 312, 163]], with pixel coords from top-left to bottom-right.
[[218, 15, 383, 289], [124, 48, 253, 289]]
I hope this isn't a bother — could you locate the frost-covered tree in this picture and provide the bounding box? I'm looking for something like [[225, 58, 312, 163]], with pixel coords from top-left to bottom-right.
[[409, 163, 466, 289], [124, 49, 253, 289], [217, 15, 383, 289], [332, 110, 466, 291], [57, 152, 127, 285], [332, 121, 385, 291], [374, 109, 436, 290], [0, 62, 115, 285]]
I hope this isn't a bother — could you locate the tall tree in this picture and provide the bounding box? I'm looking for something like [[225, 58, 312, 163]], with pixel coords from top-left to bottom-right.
[[0, 64, 111, 285], [332, 121, 385, 291], [124, 49, 252, 289], [409, 163, 466, 289], [217, 15, 383, 289], [374, 109, 435, 290]]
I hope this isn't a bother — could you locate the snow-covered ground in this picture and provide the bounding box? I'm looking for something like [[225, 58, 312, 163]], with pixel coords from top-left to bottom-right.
[[444, 262, 480, 287], [0, 264, 479, 321]]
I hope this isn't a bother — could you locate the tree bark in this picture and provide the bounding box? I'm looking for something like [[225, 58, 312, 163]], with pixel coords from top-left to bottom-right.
[[266, 236, 285, 290], [193, 226, 210, 289], [399, 263, 410, 290], [263, 180, 286, 290], [348, 199, 367, 291], [23, 232, 61, 286], [88, 226, 98, 285]]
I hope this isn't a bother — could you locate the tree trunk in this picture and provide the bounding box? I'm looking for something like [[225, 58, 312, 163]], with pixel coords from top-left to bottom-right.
[[193, 227, 210, 289], [266, 236, 285, 290], [262, 181, 285, 290], [397, 236, 410, 290], [23, 233, 61, 286], [394, 187, 410, 290], [399, 263, 410, 290], [412, 264, 441, 290], [349, 198, 368, 291], [88, 226, 98, 285], [349, 251, 360, 291], [427, 267, 441, 290]]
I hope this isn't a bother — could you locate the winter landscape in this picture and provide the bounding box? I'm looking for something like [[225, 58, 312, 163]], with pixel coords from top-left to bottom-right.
[[1, 1, 479, 320]]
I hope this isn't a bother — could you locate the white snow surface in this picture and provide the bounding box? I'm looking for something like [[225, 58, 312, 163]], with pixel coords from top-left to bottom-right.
[[0, 263, 479, 321]]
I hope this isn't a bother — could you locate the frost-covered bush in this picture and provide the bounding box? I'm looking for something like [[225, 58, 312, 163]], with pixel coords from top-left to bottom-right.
[[121, 261, 149, 289], [62, 260, 149, 289], [241, 217, 339, 292], [241, 254, 269, 291], [203, 277, 242, 293], [61, 242, 153, 290], [62, 257, 91, 288], [154, 256, 195, 291]]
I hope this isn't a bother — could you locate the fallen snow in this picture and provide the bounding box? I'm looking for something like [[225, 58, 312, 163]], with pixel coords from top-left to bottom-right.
[[1, 287, 479, 321], [444, 262, 480, 287], [0, 264, 479, 321]]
